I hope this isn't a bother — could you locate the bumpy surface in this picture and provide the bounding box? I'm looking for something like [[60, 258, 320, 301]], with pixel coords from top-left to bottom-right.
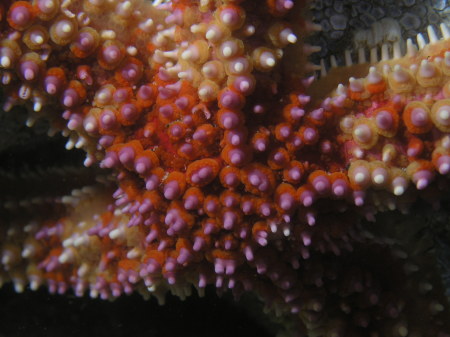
[[1, 0, 450, 336], [309, 0, 450, 66]]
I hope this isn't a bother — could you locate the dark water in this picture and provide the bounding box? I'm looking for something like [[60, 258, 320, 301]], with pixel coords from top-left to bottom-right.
[[0, 284, 273, 337]]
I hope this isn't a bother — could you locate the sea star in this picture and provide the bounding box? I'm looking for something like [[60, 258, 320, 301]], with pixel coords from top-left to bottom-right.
[[1, 0, 450, 336]]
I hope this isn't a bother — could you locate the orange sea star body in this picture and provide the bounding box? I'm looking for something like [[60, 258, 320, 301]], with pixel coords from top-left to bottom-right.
[[1, 0, 450, 336]]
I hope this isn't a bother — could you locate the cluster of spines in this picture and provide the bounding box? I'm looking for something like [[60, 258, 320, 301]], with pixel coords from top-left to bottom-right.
[[0, 0, 320, 317], [1, 0, 450, 336], [317, 25, 450, 202]]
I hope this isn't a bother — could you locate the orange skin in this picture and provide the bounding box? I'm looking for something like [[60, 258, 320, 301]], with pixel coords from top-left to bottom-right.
[[1, 1, 450, 335]]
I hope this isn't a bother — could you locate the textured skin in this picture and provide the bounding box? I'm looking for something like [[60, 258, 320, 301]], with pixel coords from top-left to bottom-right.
[[1, 1, 450, 336], [309, 0, 450, 66]]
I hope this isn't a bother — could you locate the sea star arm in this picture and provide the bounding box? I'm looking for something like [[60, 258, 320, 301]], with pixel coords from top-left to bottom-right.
[[1, 1, 450, 336]]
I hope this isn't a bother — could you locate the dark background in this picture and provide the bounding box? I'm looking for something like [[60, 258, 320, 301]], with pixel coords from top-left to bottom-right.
[[0, 284, 274, 337]]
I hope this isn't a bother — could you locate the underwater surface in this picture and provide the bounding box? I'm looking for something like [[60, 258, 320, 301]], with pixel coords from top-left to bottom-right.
[[1, 0, 450, 336]]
